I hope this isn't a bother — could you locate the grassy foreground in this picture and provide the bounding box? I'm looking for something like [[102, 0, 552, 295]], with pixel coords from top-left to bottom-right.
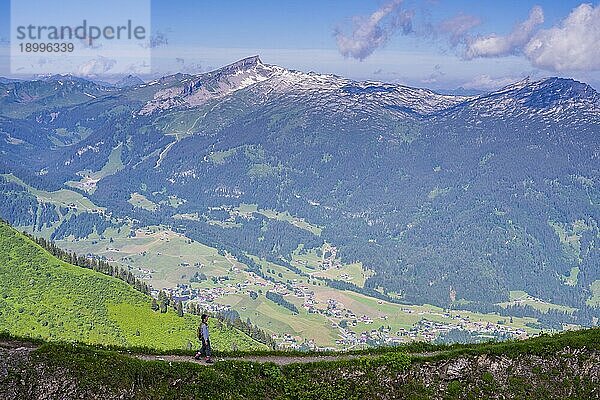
[[1, 328, 598, 400], [0, 221, 264, 351]]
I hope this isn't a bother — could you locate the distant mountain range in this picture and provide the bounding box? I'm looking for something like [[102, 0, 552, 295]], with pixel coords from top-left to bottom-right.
[[114, 75, 145, 88], [0, 74, 145, 88], [436, 87, 486, 96], [0, 56, 598, 313], [0, 77, 21, 84]]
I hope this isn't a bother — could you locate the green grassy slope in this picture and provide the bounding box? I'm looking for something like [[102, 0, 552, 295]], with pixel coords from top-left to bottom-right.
[[0, 221, 265, 351]]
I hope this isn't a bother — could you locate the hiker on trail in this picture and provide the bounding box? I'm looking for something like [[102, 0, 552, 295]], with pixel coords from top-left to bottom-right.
[[195, 314, 213, 363]]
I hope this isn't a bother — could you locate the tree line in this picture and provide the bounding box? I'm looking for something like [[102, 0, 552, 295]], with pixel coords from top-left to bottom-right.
[[22, 230, 151, 296], [149, 288, 278, 349], [266, 291, 299, 314], [457, 301, 599, 329], [190, 304, 277, 349]]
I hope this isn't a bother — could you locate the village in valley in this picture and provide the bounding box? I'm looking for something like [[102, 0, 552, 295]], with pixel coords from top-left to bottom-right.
[[62, 225, 538, 351], [156, 276, 530, 350], [145, 238, 532, 350]]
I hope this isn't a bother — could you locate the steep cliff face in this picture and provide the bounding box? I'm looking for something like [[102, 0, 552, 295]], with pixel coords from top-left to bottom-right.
[[1, 337, 599, 400], [404, 349, 600, 398]]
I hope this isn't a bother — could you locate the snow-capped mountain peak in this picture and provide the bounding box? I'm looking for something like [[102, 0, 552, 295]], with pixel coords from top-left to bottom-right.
[[139, 56, 474, 116], [138, 57, 600, 124], [216, 55, 263, 73], [442, 77, 600, 125], [139, 55, 281, 115]]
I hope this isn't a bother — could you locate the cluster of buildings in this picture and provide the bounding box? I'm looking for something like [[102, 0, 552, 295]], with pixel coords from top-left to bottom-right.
[[273, 279, 529, 349], [333, 315, 528, 348], [151, 283, 233, 314], [145, 259, 530, 350]]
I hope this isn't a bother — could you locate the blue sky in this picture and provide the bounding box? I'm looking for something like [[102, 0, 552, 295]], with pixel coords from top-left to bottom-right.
[[1, 0, 599, 90]]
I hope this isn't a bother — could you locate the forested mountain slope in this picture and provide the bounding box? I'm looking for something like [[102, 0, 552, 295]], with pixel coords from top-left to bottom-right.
[[0, 56, 598, 313]]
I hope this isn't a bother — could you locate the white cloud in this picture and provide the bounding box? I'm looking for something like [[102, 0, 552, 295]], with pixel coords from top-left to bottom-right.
[[140, 30, 171, 49], [463, 3, 600, 72], [438, 13, 481, 46], [465, 6, 544, 59], [421, 64, 445, 84], [524, 3, 600, 72], [335, 0, 414, 60], [77, 56, 117, 77], [174, 57, 203, 74]]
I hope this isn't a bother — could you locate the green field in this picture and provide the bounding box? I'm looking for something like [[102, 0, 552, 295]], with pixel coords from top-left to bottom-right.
[[562, 266, 580, 286], [0, 221, 264, 351], [3, 173, 107, 240], [549, 219, 594, 261], [128, 193, 159, 211], [258, 209, 322, 236], [66, 144, 124, 194], [588, 280, 600, 306], [290, 245, 374, 288], [208, 148, 238, 164], [215, 293, 339, 347], [3, 173, 101, 212], [57, 225, 238, 290], [233, 203, 323, 235], [498, 290, 577, 313], [310, 261, 372, 287]]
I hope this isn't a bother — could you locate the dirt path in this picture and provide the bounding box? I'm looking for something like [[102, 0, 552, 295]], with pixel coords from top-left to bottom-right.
[[0, 339, 438, 367], [0, 340, 38, 351], [134, 350, 447, 366], [134, 353, 371, 366]]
